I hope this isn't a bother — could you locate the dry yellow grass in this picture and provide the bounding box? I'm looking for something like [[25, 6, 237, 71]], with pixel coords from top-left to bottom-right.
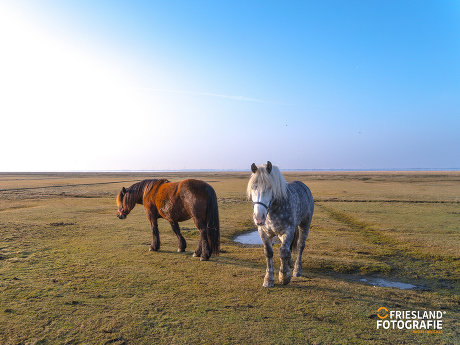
[[0, 172, 459, 344]]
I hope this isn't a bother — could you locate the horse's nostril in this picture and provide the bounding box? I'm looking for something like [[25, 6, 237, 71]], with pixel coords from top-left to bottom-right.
[[256, 219, 265, 226]]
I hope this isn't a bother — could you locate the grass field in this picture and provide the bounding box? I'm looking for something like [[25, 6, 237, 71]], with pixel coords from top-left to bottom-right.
[[0, 171, 459, 344]]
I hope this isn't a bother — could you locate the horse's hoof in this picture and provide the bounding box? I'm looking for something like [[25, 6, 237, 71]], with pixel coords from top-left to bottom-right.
[[200, 256, 209, 261], [177, 248, 185, 252], [280, 277, 291, 285], [149, 245, 159, 252], [279, 272, 291, 285], [293, 270, 302, 277], [263, 280, 274, 288], [192, 252, 199, 257]]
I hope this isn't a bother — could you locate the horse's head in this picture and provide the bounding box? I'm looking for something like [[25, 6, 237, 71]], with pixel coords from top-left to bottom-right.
[[116, 187, 134, 219], [247, 161, 275, 226]]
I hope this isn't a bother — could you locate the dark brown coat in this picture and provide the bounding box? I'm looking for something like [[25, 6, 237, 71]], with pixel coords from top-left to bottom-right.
[[117, 179, 220, 260]]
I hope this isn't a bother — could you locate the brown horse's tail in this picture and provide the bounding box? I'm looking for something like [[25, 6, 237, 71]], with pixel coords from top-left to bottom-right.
[[205, 184, 220, 256]]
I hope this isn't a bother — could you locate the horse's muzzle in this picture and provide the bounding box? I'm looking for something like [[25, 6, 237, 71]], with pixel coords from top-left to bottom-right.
[[254, 216, 266, 226], [117, 214, 126, 219]]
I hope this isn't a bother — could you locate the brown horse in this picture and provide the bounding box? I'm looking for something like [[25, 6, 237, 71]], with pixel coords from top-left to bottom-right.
[[116, 179, 220, 261]]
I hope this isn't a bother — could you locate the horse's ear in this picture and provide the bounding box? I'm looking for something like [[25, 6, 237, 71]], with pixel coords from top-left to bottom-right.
[[122, 187, 126, 193], [251, 163, 258, 173], [266, 161, 272, 174]]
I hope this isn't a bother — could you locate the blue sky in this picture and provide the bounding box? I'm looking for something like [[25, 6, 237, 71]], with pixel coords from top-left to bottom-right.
[[1, 1, 459, 171]]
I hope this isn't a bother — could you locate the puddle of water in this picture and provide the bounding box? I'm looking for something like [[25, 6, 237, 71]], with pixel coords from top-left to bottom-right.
[[234, 231, 262, 245], [360, 278, 418, 290], [234, 230, 283, 245]]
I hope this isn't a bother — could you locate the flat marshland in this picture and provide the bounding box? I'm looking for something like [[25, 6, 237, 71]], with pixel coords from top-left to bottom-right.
[[0, 172, 459, 344]]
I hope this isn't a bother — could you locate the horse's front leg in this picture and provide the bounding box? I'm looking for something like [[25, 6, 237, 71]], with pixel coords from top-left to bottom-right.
[[148, 215, 160, 251], [279, 231, 294, 285], [258, 228, 274, 288]]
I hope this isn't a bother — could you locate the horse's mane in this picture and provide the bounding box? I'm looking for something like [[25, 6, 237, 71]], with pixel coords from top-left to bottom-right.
[[246, 163, 287, 201], [124, 179, 168, 205]]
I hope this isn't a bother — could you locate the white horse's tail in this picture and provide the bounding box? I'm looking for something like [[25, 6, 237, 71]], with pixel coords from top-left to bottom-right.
[[290, 226, 299, 252]]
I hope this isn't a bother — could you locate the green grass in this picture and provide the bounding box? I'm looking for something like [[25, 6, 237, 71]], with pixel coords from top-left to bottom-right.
[[0, 172, 459, 344]]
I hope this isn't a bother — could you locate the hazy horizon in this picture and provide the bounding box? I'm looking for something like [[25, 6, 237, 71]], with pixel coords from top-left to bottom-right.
[[0, 168, 460, 174], [1, 1, 459, 171]]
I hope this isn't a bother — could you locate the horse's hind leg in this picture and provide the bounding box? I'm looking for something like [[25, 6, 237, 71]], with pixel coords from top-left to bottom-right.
[[293, 217, 311, 277], [170, 222, 186, 252], [192, 219, 210, 261], [190, 219, 203, 258], [279, 230, 294, 285], [192, 242, 202, 258]]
